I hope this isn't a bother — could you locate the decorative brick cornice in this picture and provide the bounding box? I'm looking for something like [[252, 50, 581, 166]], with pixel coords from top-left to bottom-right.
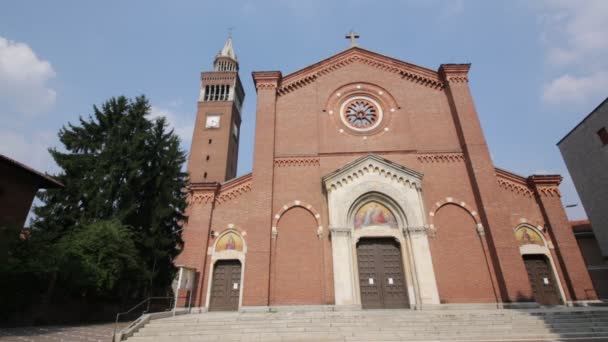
[[535, 185, 561, 198], [528, 175, 562, 198], [495, 168, 535, 198], [417, 153, 465, 163], [274, 157, 320, 168], [216, 180, 252, 204], [252, 71, 281, 92], [187, 182, 219, 206], [216, 173, 252, 205], [438, 64, 470, 84], [277, 48, 444, 96], [189, 192, 215, 205]]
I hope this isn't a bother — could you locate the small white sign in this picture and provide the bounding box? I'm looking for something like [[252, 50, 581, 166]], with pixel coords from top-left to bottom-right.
[[368, 278, 374, 285], [233, 283, 239, 290], [388, 278, 394, 285], [543, 278, 549, 285]]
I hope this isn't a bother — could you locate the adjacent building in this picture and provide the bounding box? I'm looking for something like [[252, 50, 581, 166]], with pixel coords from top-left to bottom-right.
[[0, 154, 63, 229], [175, 36, 598, 311], [558, 98, 608, 258], [571, 220, 608, 299]]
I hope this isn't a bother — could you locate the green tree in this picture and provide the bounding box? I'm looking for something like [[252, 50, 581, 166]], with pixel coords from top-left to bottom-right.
[[58, 219, 145, 297], [30, 95, 187, 301]]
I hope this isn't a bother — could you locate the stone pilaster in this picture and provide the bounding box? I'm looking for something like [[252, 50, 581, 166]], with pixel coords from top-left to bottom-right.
[[329, 226, 356, 305]]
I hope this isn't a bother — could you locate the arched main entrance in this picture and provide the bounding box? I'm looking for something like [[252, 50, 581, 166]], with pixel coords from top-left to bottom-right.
[[357, 238, 408, 309], [323, 155, 441, 308]]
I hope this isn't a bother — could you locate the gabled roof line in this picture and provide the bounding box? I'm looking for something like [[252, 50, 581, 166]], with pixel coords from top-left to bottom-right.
[[277, 47, 444, 96], [0, 154, 63, 188]]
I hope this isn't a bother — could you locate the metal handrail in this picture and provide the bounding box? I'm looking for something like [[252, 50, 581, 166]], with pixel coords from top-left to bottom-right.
[[112, 296, 174, 340]]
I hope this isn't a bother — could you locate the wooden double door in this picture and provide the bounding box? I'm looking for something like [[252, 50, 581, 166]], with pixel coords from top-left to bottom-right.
[[523, 255, 561, 306], [209, 260, 242, 311], [357, 238, 409, 309]]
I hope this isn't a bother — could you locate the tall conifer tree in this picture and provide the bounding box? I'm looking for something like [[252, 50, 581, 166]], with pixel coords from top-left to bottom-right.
[[31, 95, 187, 299]]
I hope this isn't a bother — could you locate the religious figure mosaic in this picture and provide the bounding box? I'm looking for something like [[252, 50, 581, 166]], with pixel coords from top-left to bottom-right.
[[215, 231, 243, 252], [515, 227, 544, 246], [354, 201, 398, 229]]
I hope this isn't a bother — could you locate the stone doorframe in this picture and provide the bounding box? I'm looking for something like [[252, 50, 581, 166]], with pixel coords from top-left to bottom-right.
[[323, 154, 440, 308], [515, 223, 567, 305], [204, 228, 247, 310]]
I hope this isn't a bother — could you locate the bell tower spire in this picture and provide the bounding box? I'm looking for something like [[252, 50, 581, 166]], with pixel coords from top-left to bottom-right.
[[214, 35, 239, 72], [188, 35, 245, 183]]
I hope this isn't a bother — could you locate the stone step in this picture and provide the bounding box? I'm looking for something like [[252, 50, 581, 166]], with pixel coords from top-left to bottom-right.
[[127, 331, 608, 342], [133, 326, 608, 339], [124, 308, 608, 342], [139, 320, 608, 333], [146, 317, 608, 328]]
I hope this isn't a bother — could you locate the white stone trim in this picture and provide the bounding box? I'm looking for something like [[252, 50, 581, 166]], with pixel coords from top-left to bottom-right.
[[517, 227, 567, 306], [324, 154, 439, 307], [204, 229, 247, 311]]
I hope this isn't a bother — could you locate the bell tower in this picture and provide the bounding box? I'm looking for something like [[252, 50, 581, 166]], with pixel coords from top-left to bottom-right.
[[188, 36, 244, 183]]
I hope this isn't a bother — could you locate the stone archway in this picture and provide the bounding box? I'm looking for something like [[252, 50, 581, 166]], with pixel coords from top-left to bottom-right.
[[323, 154, 440, 307]]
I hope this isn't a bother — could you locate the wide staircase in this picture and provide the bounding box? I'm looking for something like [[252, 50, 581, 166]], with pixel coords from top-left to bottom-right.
[[125, 307, 608, 341]]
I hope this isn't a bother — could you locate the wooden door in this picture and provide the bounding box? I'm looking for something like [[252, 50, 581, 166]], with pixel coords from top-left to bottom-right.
[[209, 260, 241, 311], [523, 255, 561, 305], [357, 238, 408, 309]]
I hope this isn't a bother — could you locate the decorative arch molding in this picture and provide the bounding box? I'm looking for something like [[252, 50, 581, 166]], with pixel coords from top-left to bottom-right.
[[514, 223, 567, 304], [205, 226, 247, 310], [513, 223, 554, 249], [428, 197, 483, 236], [348, 191, 407, 229], [272, 200, 323, 239], [210, 226, 248, 256]]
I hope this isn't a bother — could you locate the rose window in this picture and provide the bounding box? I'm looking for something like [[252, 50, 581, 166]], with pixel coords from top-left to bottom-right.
[[340, 96, 383, 132]]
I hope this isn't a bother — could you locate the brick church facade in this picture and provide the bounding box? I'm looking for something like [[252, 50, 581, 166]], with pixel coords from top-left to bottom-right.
[[174, 37, 598, 310]]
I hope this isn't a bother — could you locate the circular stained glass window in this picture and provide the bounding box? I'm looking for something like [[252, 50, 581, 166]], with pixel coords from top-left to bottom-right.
[[340, 96, 383, 132]]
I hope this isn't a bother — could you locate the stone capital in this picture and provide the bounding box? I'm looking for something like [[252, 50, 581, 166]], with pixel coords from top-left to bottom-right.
[[329, 226, 351, 236], [403, 225, 429, 236]]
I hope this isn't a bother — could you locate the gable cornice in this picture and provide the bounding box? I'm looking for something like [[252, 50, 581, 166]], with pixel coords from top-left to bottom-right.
[[277, 47, 444, 96], [323, 154, 423, 193]]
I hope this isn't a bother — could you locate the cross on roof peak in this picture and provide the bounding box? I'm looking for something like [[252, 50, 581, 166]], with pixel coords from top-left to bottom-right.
[[345, 30, 360, 47]]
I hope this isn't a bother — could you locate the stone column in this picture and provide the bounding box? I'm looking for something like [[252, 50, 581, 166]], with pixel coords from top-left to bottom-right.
[[404, 226, 440, 306], [529, 175, 598, 301], [439, 64, 533, 302], [329, 226, 356, 305]]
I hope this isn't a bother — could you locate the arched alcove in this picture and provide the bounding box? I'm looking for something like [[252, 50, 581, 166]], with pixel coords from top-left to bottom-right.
[[271, 206, 324, 304], [430, 203, 496, 303]]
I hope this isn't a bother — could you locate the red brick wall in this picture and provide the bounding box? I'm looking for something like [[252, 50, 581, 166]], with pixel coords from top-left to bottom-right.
[[430, 204, 497, 303], [271, 207, 325, 304]]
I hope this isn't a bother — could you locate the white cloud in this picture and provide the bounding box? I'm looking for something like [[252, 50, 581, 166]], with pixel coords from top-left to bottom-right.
[[539, 0, 608, 66], [542, 70, 608, 105], [0, 36, 56, 116], [0, 130, 58, 173], [149, 106, 193, 147]]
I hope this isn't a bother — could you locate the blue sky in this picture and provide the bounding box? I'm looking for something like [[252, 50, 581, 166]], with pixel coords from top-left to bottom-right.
[[1, 0, 607, 220]]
